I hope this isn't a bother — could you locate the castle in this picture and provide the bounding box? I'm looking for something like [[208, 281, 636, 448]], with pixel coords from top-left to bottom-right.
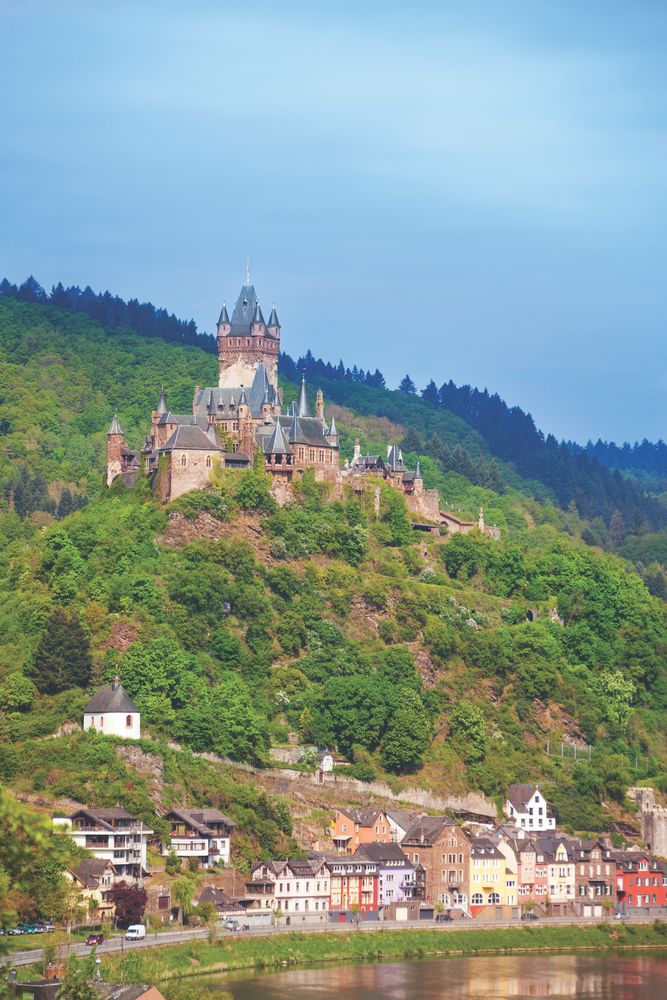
[[105, 274, 500, 536]]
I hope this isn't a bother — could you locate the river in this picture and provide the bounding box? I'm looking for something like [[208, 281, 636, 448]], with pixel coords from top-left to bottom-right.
[[201, 952, 667, 999]]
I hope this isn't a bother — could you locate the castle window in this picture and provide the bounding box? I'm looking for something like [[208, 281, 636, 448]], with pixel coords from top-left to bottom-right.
[[222, 423, 228, 431], [258, 340, 262, 346], [181, 455, 187, 466], [309, 449, 315, 462], [126, 715, 132, 728], [247, 339, 250, 346], [206, 456, 212, 468], [318, 450, 324, 463], [233, 422, 239, 431], [298, 447, 304, 460]]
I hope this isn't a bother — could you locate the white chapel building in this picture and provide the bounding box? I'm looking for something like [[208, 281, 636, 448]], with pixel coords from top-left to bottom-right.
[[504, 784, 556, 833], [83, 676, 140, 738]]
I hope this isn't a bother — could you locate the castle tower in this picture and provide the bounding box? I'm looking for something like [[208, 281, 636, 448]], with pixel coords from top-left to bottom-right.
[[316, 388, 325, 424], [106, 414, 124, 487], [217, 274, 280, 391]]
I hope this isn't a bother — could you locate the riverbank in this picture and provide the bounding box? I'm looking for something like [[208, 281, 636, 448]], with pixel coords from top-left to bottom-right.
[[95, 921, 667, 983]]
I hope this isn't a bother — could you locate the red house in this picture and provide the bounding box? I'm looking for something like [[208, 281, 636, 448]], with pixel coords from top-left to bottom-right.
[[613, 851, 667, 912]]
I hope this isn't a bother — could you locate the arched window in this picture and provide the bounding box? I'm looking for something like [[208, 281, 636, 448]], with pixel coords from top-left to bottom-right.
[[206, 456, 212, 468], [126, 715, 132, 728], [472, 893, 483, 905], [181, 455, 187, 466], [488, 892, 501, 905], [90, 717, 95, 728]]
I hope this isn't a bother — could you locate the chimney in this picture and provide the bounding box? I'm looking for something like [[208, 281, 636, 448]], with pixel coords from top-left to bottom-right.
[[112, 676, 121, 691], [420, 830, 424, 844]]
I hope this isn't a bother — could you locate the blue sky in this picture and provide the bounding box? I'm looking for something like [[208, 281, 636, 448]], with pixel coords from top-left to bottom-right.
[[1, 0, 666, 445]]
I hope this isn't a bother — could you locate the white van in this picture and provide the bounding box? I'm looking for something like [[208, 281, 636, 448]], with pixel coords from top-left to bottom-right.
[[125, 925, 146, 941]]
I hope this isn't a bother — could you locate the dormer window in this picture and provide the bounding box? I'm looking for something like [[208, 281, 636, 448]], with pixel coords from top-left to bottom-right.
[[243, 298, 248, 307]]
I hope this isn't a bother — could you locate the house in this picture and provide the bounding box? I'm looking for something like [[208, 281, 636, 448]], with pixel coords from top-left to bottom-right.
[[162, 806, 236, 867], [197, 885, 246, 923], [83, 676, 140, 739], [317, 750, 334, 773], [331, 808, 390, 851], [504, 785, 555, 832], [401, 816, 471, 912], [66, 859, 119, 919], [572, 839, 616, 915], [352, 842, 417, 907], [386, 810, 427, 844], [310, 851, 379, 915], [469, 838, 510, 916], [534, 837, 576, 916], [613, 850, 667, 914], [247, 857, 331, 925], [493, 833, 547, 909], [54, 807, 153, 883]]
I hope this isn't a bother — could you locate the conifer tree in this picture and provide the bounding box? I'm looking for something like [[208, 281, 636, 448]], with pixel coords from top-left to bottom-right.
[[424, 432, 445, 463], [400, 427, 423, 454], [398, 375, 417, 394], [487, 459, 506, 494], [32, 608, 92, 693], [609, 509, 625, 547]]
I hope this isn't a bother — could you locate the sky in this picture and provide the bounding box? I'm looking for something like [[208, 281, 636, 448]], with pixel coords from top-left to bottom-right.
[[1, 0, 666, 446]]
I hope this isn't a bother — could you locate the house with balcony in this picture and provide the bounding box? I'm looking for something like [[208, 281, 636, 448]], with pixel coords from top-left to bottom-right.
[[331, 808, 390, 851], [55, 807, 153, 883], [535, 837, 576, 916], [352, 842, 419, 907], [311, 851, 380, 915], [66, 859, 119, 919], [248, 857, 331, 925], [504, 785, 555, 832], [162, 807, 236, 868]]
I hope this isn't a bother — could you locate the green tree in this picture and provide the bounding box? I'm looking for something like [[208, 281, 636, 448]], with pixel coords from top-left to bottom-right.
[[398, 375, 417, 394], [449, 700, 486, 763], [596, 669, 635, 730], [171, 876, 197, 925], [609, 509, 625, 547], [380, 689, 431, 772], [0, 673, 36, 711], [400, 427, 423, 453], [31, 608, 92, 693]]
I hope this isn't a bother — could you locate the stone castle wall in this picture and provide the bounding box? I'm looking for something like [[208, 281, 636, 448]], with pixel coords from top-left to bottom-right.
[[627, 786, 667, 858]]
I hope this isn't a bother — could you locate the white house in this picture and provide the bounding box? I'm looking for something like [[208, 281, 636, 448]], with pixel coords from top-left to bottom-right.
[[83, 676, 140, 738], [247, 857, 331, 925], [505, 784, 556, 832], [54, 807, 153, 882]]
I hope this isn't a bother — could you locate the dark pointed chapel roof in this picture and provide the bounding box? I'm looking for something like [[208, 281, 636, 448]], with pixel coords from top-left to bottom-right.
[[255, 414, 336, 449], [84, 680, 139, 715], [263, 420, 293, 455], [252, 300, 265, 325], [157, 385, 167, 414], [267, 305, 280, 328]]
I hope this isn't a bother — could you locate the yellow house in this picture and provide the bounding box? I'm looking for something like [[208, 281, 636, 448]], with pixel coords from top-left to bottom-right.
[[66, 859, 119, 919], [470, 838, 507, 914]]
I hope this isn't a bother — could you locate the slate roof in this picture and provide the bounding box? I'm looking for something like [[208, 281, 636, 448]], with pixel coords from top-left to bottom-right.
[[506, 784, 541, 812], [401, 816, 457, 846], [533, 837, 575, 861], [217, 302, 230, 325], [337, 808, 384, 827], [84, 682, 139, 715], [166, 806, 236, 834], [296, 377, 313, 417], [108, 414, 123, 435], [70, 858, 117, 888], [262, 420, 293, 455], [252, 300, 265, 325], [198, 885, 241, 910], [157, 412, 208, 430], [386, 810, 427, 834], [160, 424, 223, 452], [470, 838, 502, 858], [353, 843, 411, 864], [267, 305, 280, 328], [156, 386, 167, 414], [325, 415, 338, 438], [193, 364, 281, 422]]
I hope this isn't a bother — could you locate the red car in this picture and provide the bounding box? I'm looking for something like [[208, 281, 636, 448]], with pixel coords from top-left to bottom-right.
[[86, 934, 105, 946]]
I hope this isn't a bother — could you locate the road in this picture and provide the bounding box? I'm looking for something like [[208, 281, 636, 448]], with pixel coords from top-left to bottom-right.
[[4, 914, 654, 968]]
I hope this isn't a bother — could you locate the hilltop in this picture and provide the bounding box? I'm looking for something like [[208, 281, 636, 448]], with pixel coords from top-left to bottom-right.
[[1, 295, 667, 862]]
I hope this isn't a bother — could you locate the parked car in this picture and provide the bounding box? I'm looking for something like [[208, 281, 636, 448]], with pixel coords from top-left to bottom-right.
[[224, 920, 239, 931], [17, 923, 36, 934], [86, 933, 105, 946], [436, 913, 454, 922], [614, 912, 628, 920], [8, 928, 23, 935], [40, 922, 55, 932], [521, 912, 540, 922]]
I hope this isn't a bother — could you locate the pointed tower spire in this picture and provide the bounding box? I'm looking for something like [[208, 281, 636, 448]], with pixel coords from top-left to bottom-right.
[[267, 304, 280, 329], [296, 375, 313, 417], [108, 413, 123, 435], [252, 300, 265, 326], [218, 302, 230, 324], [414, 461, 423, 480], [246, 259, 250, 285], [157, 384, 167, 414]]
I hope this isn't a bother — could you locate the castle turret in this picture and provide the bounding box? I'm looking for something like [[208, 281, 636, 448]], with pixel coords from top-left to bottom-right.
[[217, 302, 231, 337], [316, 388, 325, 424], [267, 305, 280, 337], [261, 388, 272, 421], [325, 415, 339, 447], [296, 376, 313, 417], [251, 300, 265, 336], [107, 414, 124, 487], [218, 277, 279, 391], [157, 385, 167, 415]]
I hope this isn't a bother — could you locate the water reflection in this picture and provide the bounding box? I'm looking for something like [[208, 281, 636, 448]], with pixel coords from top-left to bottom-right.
[[204, 952, 667, 999]]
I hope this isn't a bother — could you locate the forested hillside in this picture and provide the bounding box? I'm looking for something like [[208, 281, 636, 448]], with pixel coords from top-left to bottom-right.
[[2, 296, 667, 850]]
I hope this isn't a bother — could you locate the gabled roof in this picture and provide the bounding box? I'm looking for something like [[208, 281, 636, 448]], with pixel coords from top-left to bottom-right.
[[157, 412, 208, 429], [337, 808, 385, 827], [401, 816, 458, 846], [506, 784, 542, 812], [70, 858, 117, 887], [108, 414, 123, 435], [166, 806, 236, 834], [353, 843, 411, 864], [160, 424, 223, 452], [198, 885, 241, 910], [470, 838, 502, 857], [84, 682, 139, 715]]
